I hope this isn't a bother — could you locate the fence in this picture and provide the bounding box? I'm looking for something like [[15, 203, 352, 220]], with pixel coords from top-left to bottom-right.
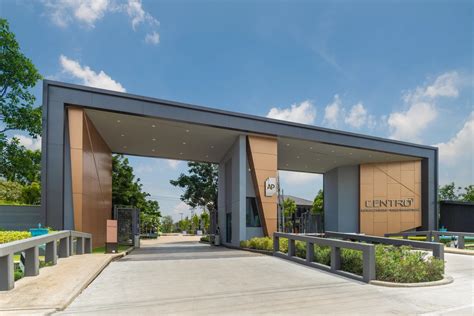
[[385, 230, 474, 250], [325, 231, 444, 260], [273, 232, 376, 283], [0, 230, 92, 291]]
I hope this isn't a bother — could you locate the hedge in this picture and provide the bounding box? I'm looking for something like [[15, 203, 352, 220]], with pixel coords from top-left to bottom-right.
[[240, 237, 444, 283], [0, 231, 32, 244]]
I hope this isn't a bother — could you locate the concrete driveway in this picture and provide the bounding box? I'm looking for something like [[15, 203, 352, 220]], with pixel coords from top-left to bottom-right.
[[58, 236, 474, 315]]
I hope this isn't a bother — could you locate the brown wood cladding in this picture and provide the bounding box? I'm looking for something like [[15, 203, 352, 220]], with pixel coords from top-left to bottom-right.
[[247, 136, 278, 237], [68, 108, 112, 247], [360, 161, 422, 236]]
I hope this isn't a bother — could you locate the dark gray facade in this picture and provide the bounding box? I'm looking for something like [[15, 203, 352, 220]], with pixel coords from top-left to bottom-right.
[[40, 80, 439, 233]]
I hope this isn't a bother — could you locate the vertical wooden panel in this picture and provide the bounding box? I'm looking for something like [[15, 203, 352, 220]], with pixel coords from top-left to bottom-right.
[[247, 136, 278, 237], [360, 161, 422, 236]]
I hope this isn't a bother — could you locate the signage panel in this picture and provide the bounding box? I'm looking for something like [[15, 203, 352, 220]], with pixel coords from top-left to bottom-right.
[[264, 177, 277, 197]]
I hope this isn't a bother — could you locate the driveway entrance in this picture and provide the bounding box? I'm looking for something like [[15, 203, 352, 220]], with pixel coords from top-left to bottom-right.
[[59, 236, 473, 315]]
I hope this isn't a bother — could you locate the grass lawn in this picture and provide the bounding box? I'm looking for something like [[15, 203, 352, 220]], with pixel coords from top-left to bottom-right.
[[92, 245, 131, 254]]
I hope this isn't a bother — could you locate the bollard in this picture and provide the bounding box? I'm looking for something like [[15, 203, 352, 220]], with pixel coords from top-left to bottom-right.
[[306, 242, 314, 263], [330, 246, 341, 271], [363, 245, 376, 283]]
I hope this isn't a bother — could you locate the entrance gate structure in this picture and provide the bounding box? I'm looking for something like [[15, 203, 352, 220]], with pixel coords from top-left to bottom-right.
[[40, 80, 439, 248]]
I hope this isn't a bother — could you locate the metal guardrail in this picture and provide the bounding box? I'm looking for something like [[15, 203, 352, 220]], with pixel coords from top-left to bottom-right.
[[0, 230, 92, 291], [384, 230, 474, 249], [325, 231, 444, 260], [273, 232, 376, 283]]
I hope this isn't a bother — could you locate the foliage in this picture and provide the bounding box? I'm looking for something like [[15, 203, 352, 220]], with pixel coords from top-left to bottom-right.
[[311, 189, 324, 214], [21, 181, 41, 205], [0, 137, 41, 185], [191, 213, 200, 233], [0, 180, 23, 202], [282, 198, 296, 231], [160, 215, 174, 233], [112, 154, 161, 232], [0, 18, 43, 137], [0, 180, 41, 205], [177, 216, 191, 232], [240, 237, 444, 283], [0, 230, 31, 244], [170, 162, 218, 213], [200, 211, 210, 233], [200, 235, 210, 242], [438, 182, 474, 202]]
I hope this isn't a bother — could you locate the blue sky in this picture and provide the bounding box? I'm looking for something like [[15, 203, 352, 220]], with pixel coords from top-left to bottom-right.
[[2, 0, 473, 220]]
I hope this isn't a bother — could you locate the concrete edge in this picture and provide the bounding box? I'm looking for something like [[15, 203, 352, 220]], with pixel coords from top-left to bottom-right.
[[370, 275, 454, 288], [55, 251, 129, 313], [444, 247, 474, 256], [222, 245, 272, 256]]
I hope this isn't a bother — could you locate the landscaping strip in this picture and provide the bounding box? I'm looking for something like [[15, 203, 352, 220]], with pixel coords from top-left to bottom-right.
[[370, 275, 453, 287]]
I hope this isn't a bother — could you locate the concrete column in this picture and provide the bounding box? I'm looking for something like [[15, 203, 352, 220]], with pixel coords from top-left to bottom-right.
[[306, 242, 314, 263], [288, 239, 295, 257], [58, 237, 70, 258], [363, 245, 376, 282], [0, 254, 14, 291], [76, 237, 85, 254], [45, 240, 57, 264], [24, 246, 39, 277], [85, 237, 92, 253]]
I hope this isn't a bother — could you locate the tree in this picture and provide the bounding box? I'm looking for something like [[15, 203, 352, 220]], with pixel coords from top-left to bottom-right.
[[0, 137, 41, 185], [200, 211, 210, 233], [0, 18, 42, 138], [170, 162, 218, 213], [178, 216, 191, 232], [460, 185, 474, 202], [112, 154, 161, 232], [191, 213, 200, 233], [438, 182, 461, 201], [161, 215, 174, 233], [312, 189, 324, 214], [283, 198, 297, 232]]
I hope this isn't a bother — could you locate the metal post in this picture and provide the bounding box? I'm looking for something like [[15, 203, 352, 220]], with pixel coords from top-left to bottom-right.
[[58, 236, 70, 258], [306, 242, 314, 263], [458, 235, 465, 249], [85, 237, 92, 253], [363, 245, 376, 283], [76, 237, 85, 255], [288, 239, 295, 257], [0, 254, 14, 291], [24, 246, 39, 277], [45, 240, 57, 265], [330, 246, 341, 271], [273, 235, 279, 253]]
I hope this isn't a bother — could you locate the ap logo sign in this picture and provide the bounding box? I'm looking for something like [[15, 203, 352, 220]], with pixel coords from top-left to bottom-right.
[[264, 177, 277, 197]]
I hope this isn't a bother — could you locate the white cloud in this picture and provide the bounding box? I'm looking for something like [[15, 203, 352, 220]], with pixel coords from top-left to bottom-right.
[[167, 160, 181, 169], [12, 135, 42, 151], [323, 94, 342, 127], [344, 102, 372, 129], [435, 112, 474, 166], [42, 0, 110, 28], [42, 0, 160, 44], [59, 55, 126, 92], [435, 113, 474, 186], [388, 72, 460, 142], [145, 31, 160, 45], [266, 100, 316, 125]]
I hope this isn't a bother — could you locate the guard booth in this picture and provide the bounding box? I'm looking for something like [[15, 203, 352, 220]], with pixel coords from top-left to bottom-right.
[[113, 205, 140, 248]]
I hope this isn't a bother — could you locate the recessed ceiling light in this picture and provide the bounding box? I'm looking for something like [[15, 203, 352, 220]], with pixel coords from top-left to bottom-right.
[[369, 154, 372, 158], [152, 149, 155, 152], [123, 145, 127, 149], [152, 124, 156, 128], [182, 142, 186, 145], [331, 150, 335, 153], [117, 120, 121, 123], [210, 145, 214, 149], [152, 138, 156, 141], [349, 152, 352, 155], [205, 155, 209, 158], [309, 147, 313, 150], [286, 143, 290, 146], [285, 163, 289, 166], [296, 156, 300, 159], [179, 152, 183, 155], [185, 129, 190, 133], [121, 134, 125, 137]]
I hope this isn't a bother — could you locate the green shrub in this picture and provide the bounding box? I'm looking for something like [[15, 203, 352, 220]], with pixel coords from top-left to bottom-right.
[[21, 182, 41, 205], [0, 231, 31, 244], [0, 181, 23, 203], [238, 237, 444, 283], [200, 235, 210, 242]]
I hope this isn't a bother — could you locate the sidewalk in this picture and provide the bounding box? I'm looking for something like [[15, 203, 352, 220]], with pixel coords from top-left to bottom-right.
[[0, 252, 124, 315]]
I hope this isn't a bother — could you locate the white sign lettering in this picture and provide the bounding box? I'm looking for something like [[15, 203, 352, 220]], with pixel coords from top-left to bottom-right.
[[264, 177, 277, 197]]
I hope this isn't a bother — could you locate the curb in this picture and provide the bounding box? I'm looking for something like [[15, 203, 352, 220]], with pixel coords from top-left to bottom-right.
[[444, 247, 474, 256], [370, 275, 453, 288]]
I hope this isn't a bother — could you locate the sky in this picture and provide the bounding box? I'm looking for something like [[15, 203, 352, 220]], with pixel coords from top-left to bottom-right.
[[2, 0, 473, 221]]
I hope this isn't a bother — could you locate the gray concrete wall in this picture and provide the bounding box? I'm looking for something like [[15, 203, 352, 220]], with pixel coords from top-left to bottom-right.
[[0, 205, 42, 230], [324, 165, 359, 233]]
